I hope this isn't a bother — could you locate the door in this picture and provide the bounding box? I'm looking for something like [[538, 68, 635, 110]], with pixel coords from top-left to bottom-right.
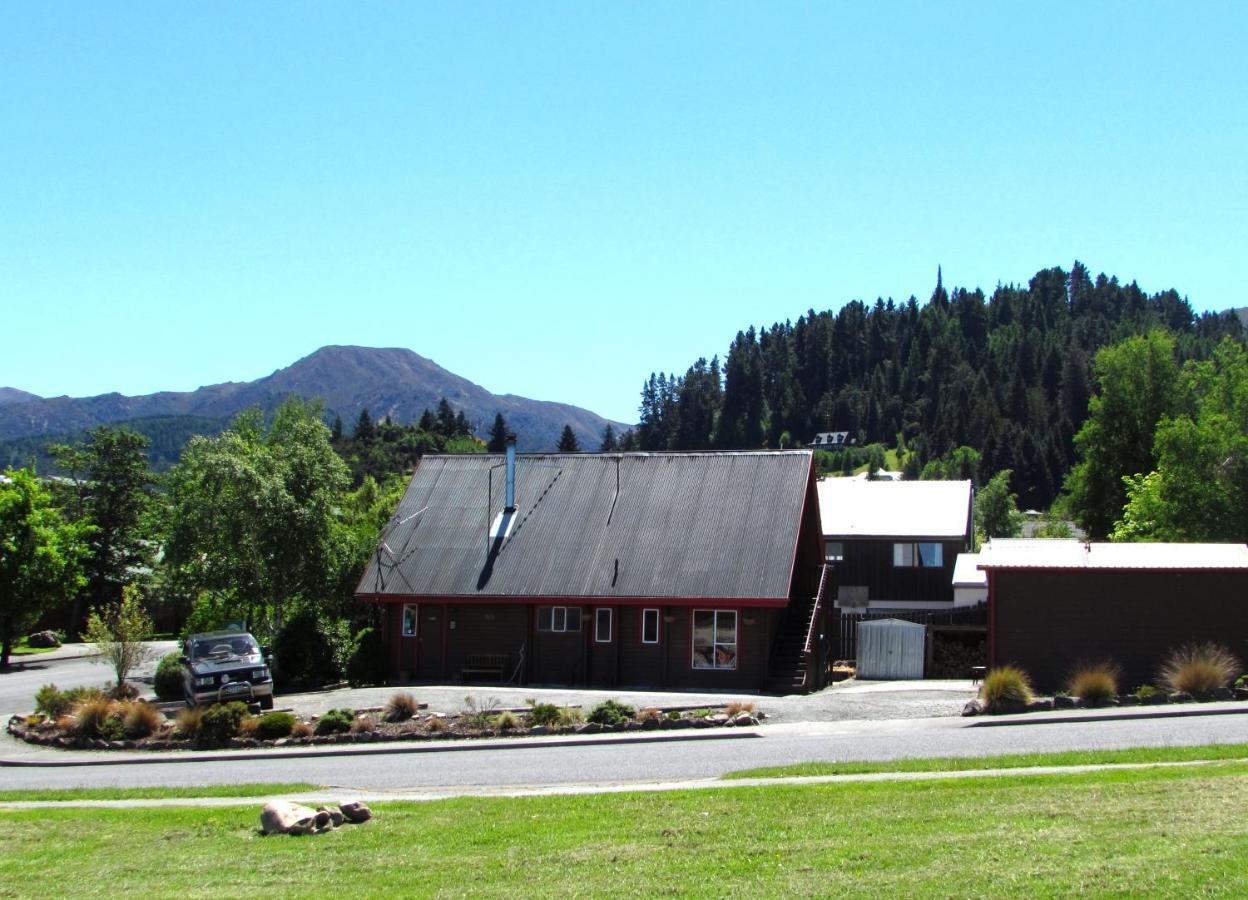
[[416, 604, 445, 680]]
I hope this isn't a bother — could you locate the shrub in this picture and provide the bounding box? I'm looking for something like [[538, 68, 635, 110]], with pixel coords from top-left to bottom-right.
[[384, 692, 419, 723], [637, 707, 661, 723], [665, 709, 681, 721], [120, 701, 163, 739], [110, 681, 140, 701], [154, 652, 185, 702], [725, 701, 757, 717], [1160, 643, 1241, 695], [979, 666, 1033, 709], [461, 696, 500, 730], [1236, 674, 1248, 690], [291, 720, 313, 739], [198, 702, 249, 746], [99, 715, 127, 742], [72, 696, 119, 739], [1136, 684, 1162, 699], [35, 684, 70, 718], [557, 706, 584, 728], [174, 706, 205, 740], [314, 708, 354, 736], [272, 608, 348, 689], [345, 626, 388, 687], [587, 699, 635, 726], [526, 702, 562, 727], [350, 715, 377, 734], [426, 716, 448, 733], [493, 710, 521, 732], [253, 711, 296, 740], [1066, 661, 1122, 703], [238, 716, 259, 738]]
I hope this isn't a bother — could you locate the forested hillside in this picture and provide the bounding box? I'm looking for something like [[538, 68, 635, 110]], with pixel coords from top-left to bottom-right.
[[635, 263, 1245, 508]]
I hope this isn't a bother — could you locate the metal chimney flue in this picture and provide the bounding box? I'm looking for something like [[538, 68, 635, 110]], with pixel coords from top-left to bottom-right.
[[504, 433, 517, 513]]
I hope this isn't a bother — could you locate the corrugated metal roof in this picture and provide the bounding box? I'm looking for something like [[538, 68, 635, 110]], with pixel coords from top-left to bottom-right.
[[952, 552, 986, 587], [357, 451, 814, 600], [817, 478, 972, 539], [977, 539, 1248, 570]]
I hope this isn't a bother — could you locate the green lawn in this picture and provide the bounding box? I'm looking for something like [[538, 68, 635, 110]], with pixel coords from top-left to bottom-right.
[[9, 637, 57, 656], [2, 764, 1248, 896], [723, 742, 1248, 779], [0, 783, 319, 802]]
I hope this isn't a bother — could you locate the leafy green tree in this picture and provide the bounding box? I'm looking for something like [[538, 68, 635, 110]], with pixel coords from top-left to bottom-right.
[[160, 399, 351, 634], [51, 427, 153, 638], [84, 583, 155, 691], [920, 446, 981, 483], [557, 425, 580, 453], [1063, 331, 1180, 539], [975, 470, 1024, 545], [486, 413, 509, 453], [0, 469, 90, 667], [599, 424, 618, 452], [1112, 338, 1248, 541]]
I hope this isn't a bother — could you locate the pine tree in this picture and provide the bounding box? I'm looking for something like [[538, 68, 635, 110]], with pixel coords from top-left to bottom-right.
[[435, 399, 456, 436], [557, 425, 580, 453], [487, 414, 509, 452], [599, 424, 618, 452], [330, 415, 343, 442], [354, 408, 376, 443]]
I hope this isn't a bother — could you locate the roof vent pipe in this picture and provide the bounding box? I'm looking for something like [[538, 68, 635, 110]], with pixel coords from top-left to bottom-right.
[[504, 433, 517, 513]]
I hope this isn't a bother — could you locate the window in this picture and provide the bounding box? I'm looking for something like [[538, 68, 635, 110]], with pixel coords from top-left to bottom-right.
[[537, 606, 582, 632], [824, 541, 844, 563], [893, 542, 943, 568], [692, 610, 737, 670], [401, 604, 417, 637], [595, 608, 612, 643], [641, 608, 660, 644]]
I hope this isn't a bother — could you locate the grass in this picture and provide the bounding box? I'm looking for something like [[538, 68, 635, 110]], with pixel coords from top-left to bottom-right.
[[3, 765, 1248, 895], [0, 783, 319, 802], [9, 638, 58, 656], [723, 742, 1248, 779]]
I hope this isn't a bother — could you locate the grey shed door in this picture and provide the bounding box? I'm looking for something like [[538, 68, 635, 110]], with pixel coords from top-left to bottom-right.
[[856, 618, 925, 679]]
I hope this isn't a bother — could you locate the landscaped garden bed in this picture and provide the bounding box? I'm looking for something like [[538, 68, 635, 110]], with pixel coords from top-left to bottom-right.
[[963, 642, 1248, 716], [7, 687, 764, 752]]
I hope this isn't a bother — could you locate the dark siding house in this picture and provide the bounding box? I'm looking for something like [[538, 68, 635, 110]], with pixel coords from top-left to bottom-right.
[[355, 448, 829, 693], [816, 477, 974, 611], [980, 541, 1248, 691]]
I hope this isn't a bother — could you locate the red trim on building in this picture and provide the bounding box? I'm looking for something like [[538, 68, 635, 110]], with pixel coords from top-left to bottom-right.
[[357, 593, 789, 609]]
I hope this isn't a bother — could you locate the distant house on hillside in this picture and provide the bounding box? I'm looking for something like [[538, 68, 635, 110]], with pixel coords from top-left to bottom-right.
[[809, 431, 851, 449], [979, 540, 1248, 691], [817, 477, 974, 611], [355, 445, 831, 693]]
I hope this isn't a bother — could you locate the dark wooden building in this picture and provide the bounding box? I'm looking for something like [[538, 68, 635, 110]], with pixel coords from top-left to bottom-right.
[[355, 447, 830, 693], [981, 541, 1248, 691], [816, 477, 974, 612]]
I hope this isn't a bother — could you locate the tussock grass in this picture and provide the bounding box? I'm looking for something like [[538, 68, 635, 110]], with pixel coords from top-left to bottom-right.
[[383, 692, 419, 723], [979, 666, 1033, 708], [1160, 643, 1240, 694], [1067, 661, 1121, 702]]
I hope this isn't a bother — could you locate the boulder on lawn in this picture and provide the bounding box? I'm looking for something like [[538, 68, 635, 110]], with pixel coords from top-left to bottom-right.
[[339, 801, 373, 823], [318, 806, 345, 828], [260, 800, 325, 836], [961, 699, 983, 717], [27, 631, 61, 649]]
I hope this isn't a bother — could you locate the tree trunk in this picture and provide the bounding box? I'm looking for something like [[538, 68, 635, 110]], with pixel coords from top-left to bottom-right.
[[1, 627, 12, 669]]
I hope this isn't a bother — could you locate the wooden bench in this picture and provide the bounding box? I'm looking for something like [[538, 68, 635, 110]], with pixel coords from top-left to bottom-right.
[[461, 654, 508, 683]]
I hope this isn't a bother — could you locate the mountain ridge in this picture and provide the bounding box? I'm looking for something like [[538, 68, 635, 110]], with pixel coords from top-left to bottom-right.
[[0, 345, 628, 453]]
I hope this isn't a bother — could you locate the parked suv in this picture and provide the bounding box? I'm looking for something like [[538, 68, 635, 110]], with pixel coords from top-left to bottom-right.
[[181, 631, 275, 709]]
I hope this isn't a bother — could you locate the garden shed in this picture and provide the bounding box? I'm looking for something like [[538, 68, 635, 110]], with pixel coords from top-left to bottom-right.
[[856, 618, 926, 679]]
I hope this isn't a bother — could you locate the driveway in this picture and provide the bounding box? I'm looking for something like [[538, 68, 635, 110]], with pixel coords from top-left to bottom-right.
[[0, 641, 176, 716]]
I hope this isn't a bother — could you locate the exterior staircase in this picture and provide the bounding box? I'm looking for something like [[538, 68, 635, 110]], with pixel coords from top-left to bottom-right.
[[765, 565, 830, 693]]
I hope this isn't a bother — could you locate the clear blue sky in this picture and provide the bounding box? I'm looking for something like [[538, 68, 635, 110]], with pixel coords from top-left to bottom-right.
[[3, 3, 1245, 423]]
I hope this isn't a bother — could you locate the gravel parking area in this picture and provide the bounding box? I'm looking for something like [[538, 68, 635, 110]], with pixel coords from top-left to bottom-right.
[[276, 678, 978, 724]]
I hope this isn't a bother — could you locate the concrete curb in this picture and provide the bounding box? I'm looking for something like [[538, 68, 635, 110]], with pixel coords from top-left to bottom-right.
[[969, 702, 1248, 728], [0, 728, 762, 768]]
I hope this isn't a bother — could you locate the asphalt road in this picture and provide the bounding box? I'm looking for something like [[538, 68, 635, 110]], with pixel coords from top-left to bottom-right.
[[7, 708, 1248, 795], [0, 643, 176, 717]]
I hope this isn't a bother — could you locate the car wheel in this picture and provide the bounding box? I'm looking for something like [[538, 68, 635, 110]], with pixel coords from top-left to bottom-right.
[[259, 695, 274, 710]]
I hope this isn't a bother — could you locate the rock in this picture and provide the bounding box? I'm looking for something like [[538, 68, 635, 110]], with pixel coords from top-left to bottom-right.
[[983, 699, 1027, 715], [709, 714, 729, 726], [1117, 694, 1139, 706], [1211, 688, 1233, 701], [1169, 692, 1194, 704], [1235, 688, 1248, 701], [640, 718, 660, 730], [575, 723, 602, 735], [26, 630, 61, 649], [260, 801, 322, 836], [1053, 695, 1078, 709], [1025, 699, 1053, 713], [733, 713, 758, 727], [339, 801, 372, 823], [961, 699, 983, 717], [318, 806, 345, 828], [529, 725, 551, 736], [624, 722, 642, 731], [669, 718, 692, 730], [690, 717, 714, 728]]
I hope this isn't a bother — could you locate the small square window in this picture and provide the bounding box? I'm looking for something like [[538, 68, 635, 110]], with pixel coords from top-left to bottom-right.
[[824, 541, 843, 562]]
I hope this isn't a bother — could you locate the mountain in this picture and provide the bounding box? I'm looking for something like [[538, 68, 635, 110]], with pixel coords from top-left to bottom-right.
[[0, 346, 628, 459], [0, 387, 40, 406]]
